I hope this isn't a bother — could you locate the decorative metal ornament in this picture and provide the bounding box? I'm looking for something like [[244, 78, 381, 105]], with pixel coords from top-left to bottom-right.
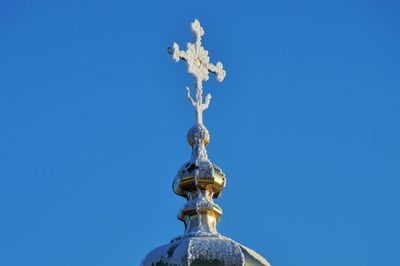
[[169, 19, 226, 124]]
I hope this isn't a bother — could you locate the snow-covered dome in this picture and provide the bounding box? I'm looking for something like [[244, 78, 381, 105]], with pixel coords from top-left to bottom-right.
[[142, 235, 270, 266]]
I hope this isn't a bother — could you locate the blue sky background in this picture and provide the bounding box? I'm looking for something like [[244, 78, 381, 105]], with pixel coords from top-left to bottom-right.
[[0, 0, 399, 265]]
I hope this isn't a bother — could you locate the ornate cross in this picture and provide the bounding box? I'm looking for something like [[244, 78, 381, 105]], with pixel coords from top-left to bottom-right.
[[169, 19, 226, 124]]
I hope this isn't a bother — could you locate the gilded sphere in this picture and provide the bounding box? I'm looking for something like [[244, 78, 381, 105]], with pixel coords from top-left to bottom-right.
[[187, 124, 210, 145]]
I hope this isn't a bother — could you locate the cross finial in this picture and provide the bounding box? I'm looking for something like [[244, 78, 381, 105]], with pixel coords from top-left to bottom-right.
[[169, 19, 226, 124]]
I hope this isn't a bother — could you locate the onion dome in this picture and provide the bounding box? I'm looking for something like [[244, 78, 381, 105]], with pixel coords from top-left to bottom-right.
[[142, 123, 270, 266]]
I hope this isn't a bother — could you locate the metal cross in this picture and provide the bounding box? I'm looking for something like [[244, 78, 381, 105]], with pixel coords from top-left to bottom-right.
[[169, 19, 226, 124]]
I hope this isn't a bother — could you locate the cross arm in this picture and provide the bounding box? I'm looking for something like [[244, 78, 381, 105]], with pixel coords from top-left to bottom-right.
[[207, 61, 226, 82], [170, 42, 188, 62]]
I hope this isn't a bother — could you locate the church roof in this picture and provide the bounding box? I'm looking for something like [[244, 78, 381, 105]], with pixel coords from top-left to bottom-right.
[[142, 236, 270, 266]]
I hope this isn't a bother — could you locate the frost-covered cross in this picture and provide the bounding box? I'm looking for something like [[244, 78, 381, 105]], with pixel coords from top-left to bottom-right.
[[170, 19, 226, 124]]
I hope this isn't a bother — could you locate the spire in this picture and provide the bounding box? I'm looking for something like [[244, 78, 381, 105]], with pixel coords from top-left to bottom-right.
[[141, 19, 271, 266], [169, 19, 227, 237]]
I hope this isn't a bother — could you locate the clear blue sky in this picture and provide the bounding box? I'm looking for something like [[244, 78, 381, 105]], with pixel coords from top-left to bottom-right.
[[0, 0, 399, 265]]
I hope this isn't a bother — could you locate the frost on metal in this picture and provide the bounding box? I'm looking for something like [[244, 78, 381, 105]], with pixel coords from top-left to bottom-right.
[[170, 19, 226, 124], [141, 236, 271, 266], [141, 20, 271, 266]]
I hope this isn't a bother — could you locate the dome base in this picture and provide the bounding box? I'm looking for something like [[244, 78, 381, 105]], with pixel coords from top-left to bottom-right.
[[141, 235, 270, 266]]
